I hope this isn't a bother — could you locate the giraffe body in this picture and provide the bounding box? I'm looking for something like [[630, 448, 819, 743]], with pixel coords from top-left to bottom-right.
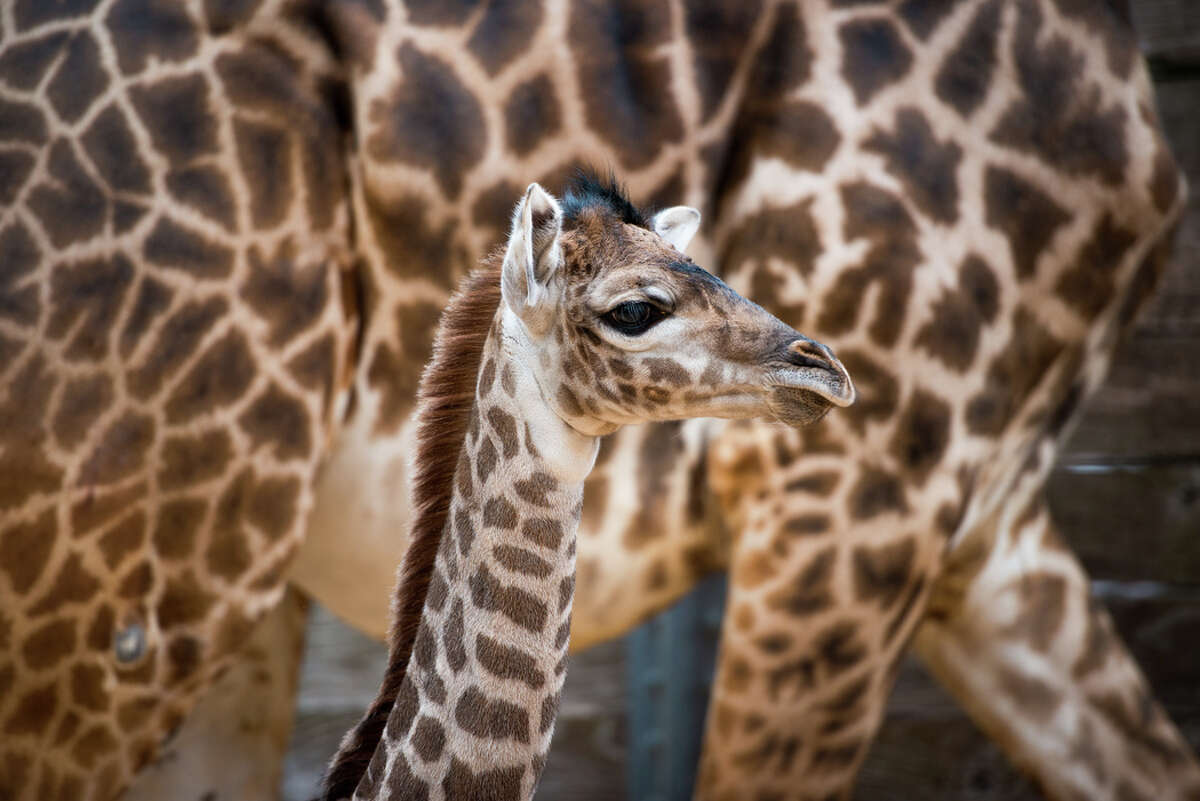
[[0, 0, 1193, 799], [0, 2, 355, 797], [296, 1, 1197, 799]]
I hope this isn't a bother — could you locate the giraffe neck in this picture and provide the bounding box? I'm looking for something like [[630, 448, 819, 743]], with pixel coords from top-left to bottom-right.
[[357, 314, 597, 800]]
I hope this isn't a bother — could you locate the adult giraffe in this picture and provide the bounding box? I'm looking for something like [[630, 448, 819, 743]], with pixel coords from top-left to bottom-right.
[[293, 1, 1195, 799], [0, 0, 355, 798], [0, 1, 1191, 800]]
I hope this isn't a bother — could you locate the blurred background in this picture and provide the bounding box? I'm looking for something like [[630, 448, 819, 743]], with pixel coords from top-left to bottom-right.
[[280, 3, 1200, 799]]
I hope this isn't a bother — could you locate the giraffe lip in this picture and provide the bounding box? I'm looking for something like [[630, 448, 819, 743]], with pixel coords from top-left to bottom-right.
[[768, 337, 856, 409], [769, 365, 856, 408]]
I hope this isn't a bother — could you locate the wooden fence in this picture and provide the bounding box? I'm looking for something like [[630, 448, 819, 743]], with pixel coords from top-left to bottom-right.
[[280, 4, 1200, 798]]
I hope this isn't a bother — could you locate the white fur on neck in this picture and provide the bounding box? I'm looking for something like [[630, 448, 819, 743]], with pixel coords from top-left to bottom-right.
[[499, 306, 600, 485]]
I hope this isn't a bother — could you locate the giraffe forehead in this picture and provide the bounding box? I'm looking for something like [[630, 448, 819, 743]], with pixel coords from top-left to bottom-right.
[[563, 221, 675, 268], [563, 228, 723, 308]]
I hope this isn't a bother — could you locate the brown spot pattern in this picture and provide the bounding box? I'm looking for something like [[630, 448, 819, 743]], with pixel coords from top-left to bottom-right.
[[864, 107, 962, 224], [992, 2, 1129, 185], [143, 216, 234, 279], [935, 0, 1002, 117], [47, 254, 134, 361], [850, 466, 907, 519], [411, 716, 446, 763], [984, 166, 1071, 280], [852, 539, 916, 608], [468, 564, 548, 634], [685, 0, 763, 119], [838, 17, 913, 104], [817, 183, 920, 347], [568, 0, 682, 169], [913, 255, 1000, 372], [475, 634, 547, 689], [105, 0, 198, 75], [164, 329, 256, 423], [966, 308, 1064, 435], [130, 74, 217, 163], [454, 685, 530, 744], [45, 31, 108, 124], [442, 758, 524, 801], [22, 618, 76, 670], [467, 2, 544, 75], [1054, 213, 1137, 320], [81, 104, 151, 194], [79, 412, 154, 486], [767, 548, 837, 617], [367, 44, 485, 198], [888, 389, 951, 484]]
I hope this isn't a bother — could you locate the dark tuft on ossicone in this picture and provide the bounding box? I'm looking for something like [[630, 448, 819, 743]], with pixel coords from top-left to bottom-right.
[[561, 167, 651, 229]]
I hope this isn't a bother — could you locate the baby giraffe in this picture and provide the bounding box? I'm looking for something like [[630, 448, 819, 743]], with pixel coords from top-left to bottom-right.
[[321, 173, 854, 801]]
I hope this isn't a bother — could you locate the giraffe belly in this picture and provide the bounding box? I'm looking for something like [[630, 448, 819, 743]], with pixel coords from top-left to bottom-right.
[[293, 418, 728, 651], [290, 415, 415, 642]]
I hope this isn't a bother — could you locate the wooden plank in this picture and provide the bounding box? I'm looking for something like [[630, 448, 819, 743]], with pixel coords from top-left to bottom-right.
[[281, 605, 629, 801], [858, 595, 1200, 801], [538, 637, 629, 801], [292, 602, 387, 709], [282, 708, 362, 801], [856, 713, 1041, 801], [1049, 463, 1200, 584], [1104, 590, 1200, 705], [1061, 335, 1200, 461], [1133, 0, 1200, 66]]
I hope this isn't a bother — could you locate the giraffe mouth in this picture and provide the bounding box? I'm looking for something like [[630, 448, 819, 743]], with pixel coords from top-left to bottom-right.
[[765, 339, 855, 426], [769, 366, 855, 406], [766, 384, 843, 427]]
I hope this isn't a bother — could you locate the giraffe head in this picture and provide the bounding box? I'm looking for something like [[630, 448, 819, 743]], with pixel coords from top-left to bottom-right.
[[500, 174, 855, 436]]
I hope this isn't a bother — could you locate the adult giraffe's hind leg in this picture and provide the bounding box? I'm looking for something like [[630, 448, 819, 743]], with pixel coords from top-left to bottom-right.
[[914, 495, 1200, 801]]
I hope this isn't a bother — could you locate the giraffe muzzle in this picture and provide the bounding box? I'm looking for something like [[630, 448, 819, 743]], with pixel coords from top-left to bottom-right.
[[765, 337, 856, 426]]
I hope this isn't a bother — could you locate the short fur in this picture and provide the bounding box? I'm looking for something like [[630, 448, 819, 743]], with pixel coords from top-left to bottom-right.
[[321, 258, 504, 800]]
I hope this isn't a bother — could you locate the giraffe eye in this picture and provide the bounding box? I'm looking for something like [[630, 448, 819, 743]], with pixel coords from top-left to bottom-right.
[[602, 301, 666, 336]]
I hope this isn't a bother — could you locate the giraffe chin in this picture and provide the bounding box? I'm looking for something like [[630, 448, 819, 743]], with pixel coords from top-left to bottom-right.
[[766, 385, 837, 427]]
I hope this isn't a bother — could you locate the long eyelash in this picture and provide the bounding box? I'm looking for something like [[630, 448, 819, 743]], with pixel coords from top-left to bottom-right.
[[601, 302, 668, 336]]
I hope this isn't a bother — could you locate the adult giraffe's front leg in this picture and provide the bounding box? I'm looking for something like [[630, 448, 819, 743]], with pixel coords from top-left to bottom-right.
[[121, 588, 309, 801], [914, 493, 1200, 801], [694, 419, 951, 801]]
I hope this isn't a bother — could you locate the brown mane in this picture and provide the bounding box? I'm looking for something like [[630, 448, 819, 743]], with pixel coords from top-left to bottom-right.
[[321, 257, 503, 800]]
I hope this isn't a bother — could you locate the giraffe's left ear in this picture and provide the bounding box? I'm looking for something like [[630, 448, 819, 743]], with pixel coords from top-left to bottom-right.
[[502, 183, 563, 333], [653, 206, 701, 253]]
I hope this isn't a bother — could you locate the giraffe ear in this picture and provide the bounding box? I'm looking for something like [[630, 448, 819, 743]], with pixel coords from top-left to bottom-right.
[[652, 206, 701, 253], [502, 183, 563, 333]]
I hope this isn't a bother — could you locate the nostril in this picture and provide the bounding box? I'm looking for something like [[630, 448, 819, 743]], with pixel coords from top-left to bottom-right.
[[790, 337, 832, 358], [778, 337, 856, 407], [785, 338, 833, 369]]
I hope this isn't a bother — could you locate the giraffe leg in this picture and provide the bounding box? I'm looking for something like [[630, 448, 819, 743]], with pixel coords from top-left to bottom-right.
[[693, 423, 946, 801], [914, 496, 1200, 801], [121, 587, 309, 801]]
